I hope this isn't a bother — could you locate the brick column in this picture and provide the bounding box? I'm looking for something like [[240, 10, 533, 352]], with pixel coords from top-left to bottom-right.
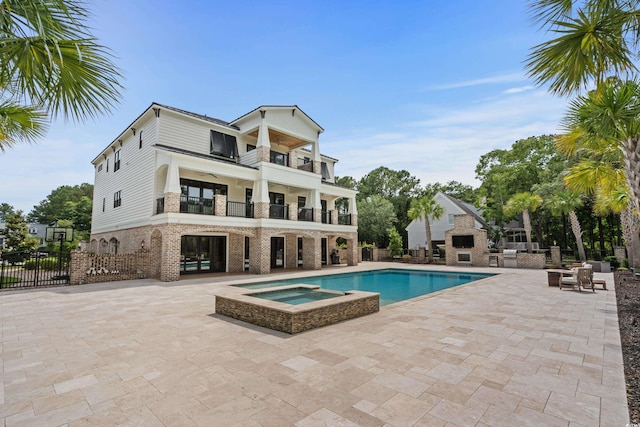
[[164, 192, 180, 213], [331, 210, 338, 225], [160, 224, 181, 281], [550, 246, 561, 267], [228, 233, 245, 273], [249, 230, 271, 274], [286, 235, 298, 268], [256, 146, 270, 163], [254, 202, 270, 219], [289, 202, 298, 221], [215, 194, 226, 216], [351, 214, 358, 226], [69, 250, 89, 285], [313, 160, 321, 176], [302, 236, 321, 270], [314, 208, 322, 223], [346, 236, 358, 266]]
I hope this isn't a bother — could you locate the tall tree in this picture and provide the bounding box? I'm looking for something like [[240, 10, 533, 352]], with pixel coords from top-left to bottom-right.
[[527, 1, 640, 216], [3, 210, 37, 252], [475, 135, 567, 226], [503, 192, 543, 253], [357, 167, 422, 245], [0, 203, 15, 221], [423, 180, 477, 203], [560, 78, 640, 215], [28, 183, 93, 227], [0, 0, 123, 151], [407, 195, 444, 263], [544, 190, 587, 261], [356, 195, 397, 246]]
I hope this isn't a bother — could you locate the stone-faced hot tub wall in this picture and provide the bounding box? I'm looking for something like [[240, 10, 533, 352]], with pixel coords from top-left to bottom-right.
[[215, 285, 379, 334]]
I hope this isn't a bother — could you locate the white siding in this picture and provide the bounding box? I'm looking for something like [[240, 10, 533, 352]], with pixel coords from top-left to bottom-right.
[[406, 193, 477, 249], [91, 115, 158, 233], [157, 110, 238, 156]]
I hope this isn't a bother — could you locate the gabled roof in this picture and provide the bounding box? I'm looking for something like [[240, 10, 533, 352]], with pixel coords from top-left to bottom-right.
[[229, 105, 324, 132], [438, 192, 490, 229]]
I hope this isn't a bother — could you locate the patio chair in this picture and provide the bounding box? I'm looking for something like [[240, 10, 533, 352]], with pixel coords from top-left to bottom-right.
[[587, 267, 607, 290], [560, 267, 594, 292]]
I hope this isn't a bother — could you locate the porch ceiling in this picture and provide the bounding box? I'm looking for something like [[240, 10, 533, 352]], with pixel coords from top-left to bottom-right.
[[248, 129, 310, 149]]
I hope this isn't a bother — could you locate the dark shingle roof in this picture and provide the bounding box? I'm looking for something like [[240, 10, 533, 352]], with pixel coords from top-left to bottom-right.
[[154, 103, 239, 130]]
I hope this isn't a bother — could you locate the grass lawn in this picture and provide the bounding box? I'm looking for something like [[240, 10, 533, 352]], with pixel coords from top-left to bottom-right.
[[1, 275, 20, 288]]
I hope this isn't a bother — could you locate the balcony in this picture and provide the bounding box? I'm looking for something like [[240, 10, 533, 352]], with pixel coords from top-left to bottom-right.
[[297, 160, 313, 173], [298, 208, 314, 222], [270, 204, 289, 220], [227, 201, 254, 218], [180, 196, 214, 215], [338, 213, 352, 225]]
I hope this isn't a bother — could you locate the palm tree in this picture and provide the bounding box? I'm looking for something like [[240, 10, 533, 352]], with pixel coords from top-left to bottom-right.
[[527, 1, 640, 216], [407, 196, 444, 263], [544, 190, 587, 261], [594, 186, 640, 267], [560, 78, 640, 216], [0, 0, 123, 151], [527, 1, 639, 96], [503, 192, 543, 253]]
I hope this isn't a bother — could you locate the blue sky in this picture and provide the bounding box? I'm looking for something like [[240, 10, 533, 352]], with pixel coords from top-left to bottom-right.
[[1, 0, 568, 214]]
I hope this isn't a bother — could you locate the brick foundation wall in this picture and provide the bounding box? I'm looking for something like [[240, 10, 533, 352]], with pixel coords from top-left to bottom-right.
[[70, 249, 151, 285], [91, 222, 357, 281]]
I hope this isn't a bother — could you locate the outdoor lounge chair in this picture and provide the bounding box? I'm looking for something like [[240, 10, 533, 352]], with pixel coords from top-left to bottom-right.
[[560, 267, 594, 292], [588, 268, 607, 290]]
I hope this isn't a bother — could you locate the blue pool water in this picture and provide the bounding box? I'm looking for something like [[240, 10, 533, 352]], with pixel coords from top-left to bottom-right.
[[237, 269, 494, 306], [250, 288, 344, 305]]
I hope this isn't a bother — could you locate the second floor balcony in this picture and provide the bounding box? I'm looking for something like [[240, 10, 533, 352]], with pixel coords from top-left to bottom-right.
[[155, 196, 353, 226]]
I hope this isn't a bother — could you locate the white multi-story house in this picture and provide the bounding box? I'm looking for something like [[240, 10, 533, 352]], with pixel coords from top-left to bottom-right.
[[89, 103, 358, 281], [406, 192, 488, 251]]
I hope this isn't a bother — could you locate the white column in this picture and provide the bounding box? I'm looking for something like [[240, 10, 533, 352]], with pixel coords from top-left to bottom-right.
[[164, 160, 181, 193]]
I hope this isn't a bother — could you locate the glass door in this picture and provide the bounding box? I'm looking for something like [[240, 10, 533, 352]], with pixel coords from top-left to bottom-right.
[[180, 236, 226, 274], [271, 237, 285, 268]]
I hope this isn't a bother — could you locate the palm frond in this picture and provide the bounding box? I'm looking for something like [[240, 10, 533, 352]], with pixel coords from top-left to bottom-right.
[[0, 101, 47, 151], [526, 4, 637, 95]]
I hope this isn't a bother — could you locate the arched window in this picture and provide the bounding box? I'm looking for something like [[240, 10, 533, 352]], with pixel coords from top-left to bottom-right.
[[109, 238, 119, 254]]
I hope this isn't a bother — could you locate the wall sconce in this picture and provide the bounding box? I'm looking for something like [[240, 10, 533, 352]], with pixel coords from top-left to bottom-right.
[[140, 241, 145, 249], [131, 127, 136, 136]]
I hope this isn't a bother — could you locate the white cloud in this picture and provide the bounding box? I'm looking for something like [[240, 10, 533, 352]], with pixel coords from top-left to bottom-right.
[[426, 72, 526, 91], [503, 85, 535, 94], [326, 89, 567, 189]]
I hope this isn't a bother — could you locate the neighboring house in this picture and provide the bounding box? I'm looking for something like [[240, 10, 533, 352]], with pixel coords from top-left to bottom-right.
[[0, 223, 48, 250], [89, 103, 358, 281], [405, 192, 489, 250]]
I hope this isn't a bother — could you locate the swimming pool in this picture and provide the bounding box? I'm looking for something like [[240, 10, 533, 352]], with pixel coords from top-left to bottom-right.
[[236, 269, 494, 306]]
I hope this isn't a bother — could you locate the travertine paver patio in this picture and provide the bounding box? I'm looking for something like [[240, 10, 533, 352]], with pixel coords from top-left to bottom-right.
[[0, 263, 628, 426]]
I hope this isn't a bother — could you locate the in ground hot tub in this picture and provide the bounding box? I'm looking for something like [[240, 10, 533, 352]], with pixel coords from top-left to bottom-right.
[[215, 284, 379, 334], [249, 287, 344, 305]]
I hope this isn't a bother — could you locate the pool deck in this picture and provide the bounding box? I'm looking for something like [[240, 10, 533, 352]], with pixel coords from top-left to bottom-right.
[[0, 263, 628, 426]]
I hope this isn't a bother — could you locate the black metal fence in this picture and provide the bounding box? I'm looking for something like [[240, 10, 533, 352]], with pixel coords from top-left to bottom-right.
[[0, 250, 71, 289]]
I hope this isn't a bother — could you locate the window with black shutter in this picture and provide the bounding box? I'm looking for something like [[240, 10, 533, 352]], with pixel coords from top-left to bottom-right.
[[210, 130, 238, 160]]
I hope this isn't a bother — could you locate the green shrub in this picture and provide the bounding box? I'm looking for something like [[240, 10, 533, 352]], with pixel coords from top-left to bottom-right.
[[604, 256, 621, 270], [23, 257, 64, 271], [624, 258, 630, 269]]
